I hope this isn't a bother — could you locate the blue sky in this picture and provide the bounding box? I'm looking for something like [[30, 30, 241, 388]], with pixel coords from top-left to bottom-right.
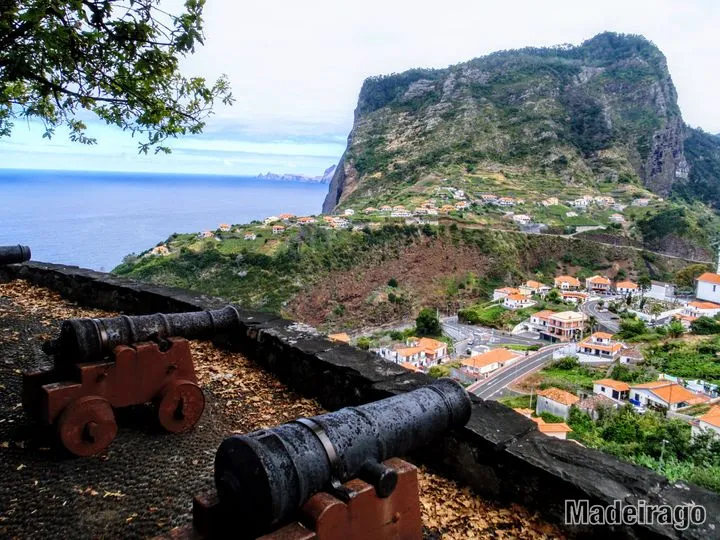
[[2, 0, 719, 176]]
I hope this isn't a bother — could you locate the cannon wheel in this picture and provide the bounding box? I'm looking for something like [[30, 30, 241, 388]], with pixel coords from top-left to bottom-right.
[[156, 379, 205, 433], [57, 396, 117, 457]]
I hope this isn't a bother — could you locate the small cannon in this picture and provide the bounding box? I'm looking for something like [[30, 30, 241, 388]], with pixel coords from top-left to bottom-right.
[[24, 306, 242, 456], [0, 245, 31, 265], [202, 379, 472, 538]]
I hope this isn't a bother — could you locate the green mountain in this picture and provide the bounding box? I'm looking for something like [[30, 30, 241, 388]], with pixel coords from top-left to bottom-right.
[[323, 33, 720, 217]]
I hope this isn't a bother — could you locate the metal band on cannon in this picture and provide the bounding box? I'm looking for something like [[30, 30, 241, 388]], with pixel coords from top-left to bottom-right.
[[214, 379, 472, 535]]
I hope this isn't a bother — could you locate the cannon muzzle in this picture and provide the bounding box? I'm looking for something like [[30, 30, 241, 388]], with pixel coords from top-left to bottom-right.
[[0, 245, 31, 265], [214, 378, 472, 534], [43, 305, 242, 362]]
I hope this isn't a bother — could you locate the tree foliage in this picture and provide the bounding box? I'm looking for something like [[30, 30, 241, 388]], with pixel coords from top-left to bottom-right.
[[415, 307, 442, 337], [0, 0, 233, 152], [674, 263, 712, 289]]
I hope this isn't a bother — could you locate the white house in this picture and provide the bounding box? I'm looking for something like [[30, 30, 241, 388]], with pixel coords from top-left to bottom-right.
[[561, 291, 588, 304], [585, 275, 611, 294], [378, 346, 428, 369], [619, 347, 643, 364], [272, 225, 286, 235], [570, 198, 589, 209], [566, 211, 578, 218], [576, 332, 624, 364], [503, 294, 535, 310], [692, 406, 720, 439], [629, 381, 701, 411], [244, 233, 257, 241], [531, 417, 573, 440], [523, 280, 551, 296], [609, 213, 625, 223], [264, 216, 280, 224], [219, 223, 231, 232], [682, 301, 720, 320], [632, 198, 650, 207], [497, 197, 515, 207], [512, 214, 532, 225], [406, 337, 448, 363], [696, 272, 720, 304], [593, 379, 630, 402], [554, 275, 581, 290], [344, 208, 355, 216], [541, 197, 559, 207], [461, 348, 521, 379], [615, 280, 638, 295], [529, 310, 555, 331], [536, 387, 580, 420]]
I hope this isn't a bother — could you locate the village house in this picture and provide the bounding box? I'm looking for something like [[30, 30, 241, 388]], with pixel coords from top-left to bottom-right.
[[594, 196, 615, 206], [692, 406, 720, 439], [593, 379, 630, 402], [503, 294, 535, 310], [425, 208, 439, 216], [570, 198, 589, 209], [414, 207, 428, 215], [199, 230, 214, 239], [675, 300, 720, 326], [561, 291, 588, 304], [480, 194, 498, 204], [150, 245, 170, 256], [455, 201, 470, 210], [263, 216, 279, 224], [522, 280, 551, 296], [576, 332, 624, 364], [244, 233, 257, 241], [343, 209, 355, 216], [272, 225, 286, 235], [629, 381, 703, 411], [609, 214, 625, 223], [218, 223, 231, 232], [363, 207, 377, 214], [461, 348, 521, 379], [380, 205, 392, 212], [391, 210, 413, 218], [297, 216, 317, 224], [613, 203, 627, 212], [392, 205, 406, 211], [541, 311, 588, 342], [497, 197, 515, 207], [399, 362, 422, 373], [632, 198, 650, 207], [536, 387, 580, 420], [439, 205, 456, 214], [406, 336, 448, 363], [585, 275, 611, 294], [615, 280, 638, 295], [566, 211, 578, 218], [695, 272, 720, 304], [554, 275, 581, 290], [512, 214, 532, 225], [529, 310, 555, 331], [493, 287, 520, 301], [541, 197, 559, 207], [513, 409, 573, 439], [392, 346, 427, 367], [328, 333, 351, 344], [577, 394, 618, 420], [278, 213, 295, 221], [619, 347, 643, 364]]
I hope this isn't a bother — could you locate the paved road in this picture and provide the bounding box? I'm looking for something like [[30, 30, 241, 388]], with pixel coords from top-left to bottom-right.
[[581, 298, 621, 333], [469, 344, 564, 399], [442, 316, 539, 349]]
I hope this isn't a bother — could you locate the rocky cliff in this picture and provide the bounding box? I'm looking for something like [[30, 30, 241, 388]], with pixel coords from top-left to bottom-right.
[[323, 32, 718, 212]]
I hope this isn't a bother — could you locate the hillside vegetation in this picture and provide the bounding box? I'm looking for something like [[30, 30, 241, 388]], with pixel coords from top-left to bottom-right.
[[114, 222, 686, 330]]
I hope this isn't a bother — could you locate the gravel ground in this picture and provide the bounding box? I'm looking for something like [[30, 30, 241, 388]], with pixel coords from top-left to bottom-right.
[[0, 280, 563, 539]]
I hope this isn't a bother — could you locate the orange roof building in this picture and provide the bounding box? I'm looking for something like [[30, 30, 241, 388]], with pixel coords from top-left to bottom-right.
[[629, 381, 705, 410], [554, 275, 581, 289], [531, 417, 573, 439], [462, 348, 520, 378], [615, 280, 638, 291], [328, 332, 350, 344], [697, 272, 720, 285], [537, 387, 580, 407], [593, 379, 630, 392]]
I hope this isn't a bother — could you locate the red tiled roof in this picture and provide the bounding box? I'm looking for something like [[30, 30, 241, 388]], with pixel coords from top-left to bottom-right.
[[537, 387, 580, 406], [462, 348, 519, 369], [593, 379, 630, 392], [697, 272, 720, 285]]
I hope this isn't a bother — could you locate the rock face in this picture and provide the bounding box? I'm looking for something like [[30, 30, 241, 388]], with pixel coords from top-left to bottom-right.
[[258, 166, 336, 184], [322, 32, 719, 211]]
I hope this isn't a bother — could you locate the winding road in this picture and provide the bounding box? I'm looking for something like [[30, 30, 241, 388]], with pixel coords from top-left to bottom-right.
[[581, 298, 621, 333]]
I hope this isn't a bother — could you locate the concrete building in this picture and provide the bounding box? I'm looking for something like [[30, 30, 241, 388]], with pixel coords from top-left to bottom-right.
[[646, 281, 675, 301], [585, 275, 611, 294], [692, 406, 720, 439], [541, 311, 588, 342], [536, 387, 580, 420], [615, 281, 638, 295], [629, 381, 701, 412], [503, 294, 535, 310], [554, 275, 581, 290], [493, 287, 520, 301]]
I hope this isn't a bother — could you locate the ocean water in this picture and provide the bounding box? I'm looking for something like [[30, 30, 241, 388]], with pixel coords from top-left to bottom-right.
[[0, 169, 328, 271]]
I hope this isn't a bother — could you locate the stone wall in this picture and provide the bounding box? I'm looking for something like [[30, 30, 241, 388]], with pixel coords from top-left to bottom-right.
[[2, 262, 718, 539]]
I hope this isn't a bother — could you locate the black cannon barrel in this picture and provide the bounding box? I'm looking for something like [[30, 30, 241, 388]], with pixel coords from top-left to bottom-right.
[[0, 245, 31, 265], [43, 305, 242, 362], [214, 378, 472, 533]]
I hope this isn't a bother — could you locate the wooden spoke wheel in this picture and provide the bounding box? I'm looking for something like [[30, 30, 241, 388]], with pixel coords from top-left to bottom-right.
[[57, 396, 117, 457], [156, 379, 205, 433]]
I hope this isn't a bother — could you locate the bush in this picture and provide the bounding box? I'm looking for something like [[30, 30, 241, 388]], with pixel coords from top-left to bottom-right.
[[553, 356, 580, 370], [691, 316, 720, 335], [356, 337, 371, 350], [387, 277, 398, 288]]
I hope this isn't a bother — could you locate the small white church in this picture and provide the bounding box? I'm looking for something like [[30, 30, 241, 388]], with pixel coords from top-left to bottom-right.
[[696, 272, 720, 304]]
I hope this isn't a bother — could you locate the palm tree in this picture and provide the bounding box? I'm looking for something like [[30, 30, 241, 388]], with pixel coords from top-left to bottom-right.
[[587, 315, 598, 336]]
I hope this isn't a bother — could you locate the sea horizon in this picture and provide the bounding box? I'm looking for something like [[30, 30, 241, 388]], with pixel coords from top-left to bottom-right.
[[0, 168, 328, 271]]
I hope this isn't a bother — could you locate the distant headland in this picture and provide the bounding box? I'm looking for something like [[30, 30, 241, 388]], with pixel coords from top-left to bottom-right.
[[256, 164, 336, 184]]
